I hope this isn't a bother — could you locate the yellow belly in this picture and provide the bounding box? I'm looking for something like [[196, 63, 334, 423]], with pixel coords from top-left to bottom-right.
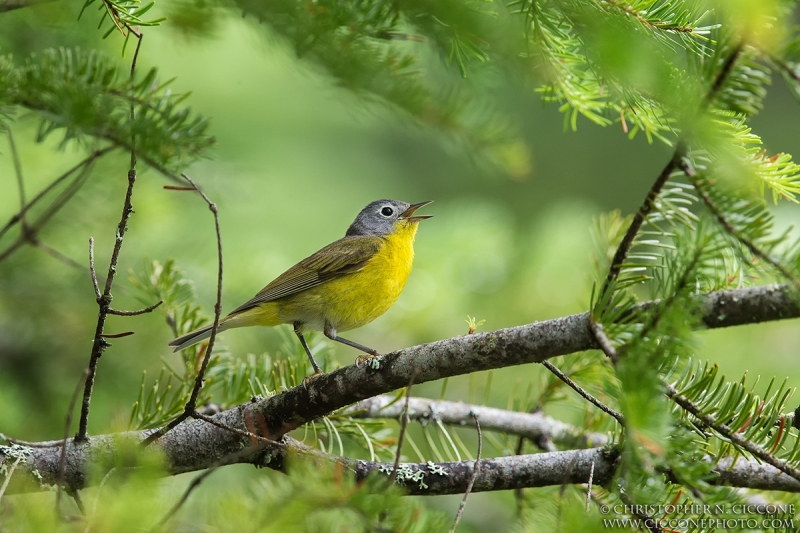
[[236, 222, 417, 332]]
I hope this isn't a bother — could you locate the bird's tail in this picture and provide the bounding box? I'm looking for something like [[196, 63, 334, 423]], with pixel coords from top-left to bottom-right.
[[169, 306, 275, 352], [169, 321, 229, 352]]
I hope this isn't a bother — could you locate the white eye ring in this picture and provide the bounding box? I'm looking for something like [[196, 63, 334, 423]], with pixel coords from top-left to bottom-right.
[[380, 206, 394, 218]]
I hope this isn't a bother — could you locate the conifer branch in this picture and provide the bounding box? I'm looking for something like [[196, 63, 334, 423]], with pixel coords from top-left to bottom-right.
[[667, 384, 800, 483], [679, 158, 799, 285], [347, 395, 610, 448], [600, 0, 697, 35], [2, 284, 798, 494]]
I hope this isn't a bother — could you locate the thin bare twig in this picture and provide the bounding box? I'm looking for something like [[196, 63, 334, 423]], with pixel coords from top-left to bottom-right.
[[156, 467, 219, 528], [0, 455, 22, 503], [391, 372, 417, 483], [0, 147, 115, 242], [706, 42, 744, 105], [107, 301, 163, 316], [76, 31, 143, 442], [191, 412, 273, 444], [542, 360, 625, 425], [88, 237, 101, 300], [601, 152, 682, 294], [101, 331, 135, 339], [57, 369, 89, 511], [155, 424, 282, 527], [449, 413, 482, 533], [514, 436, 526, 516], [5, 124, 28, 231], [71, 490, 86, 515], [768, 53, 800, 84], [0, 434, 62, 447], [34, 240, 89, 273], [142, 173, 223, 446], [0, 155, 98, 262], [589, 321, 618, 364], [586, 461, 595, 512], [82, 468, 115, 533]]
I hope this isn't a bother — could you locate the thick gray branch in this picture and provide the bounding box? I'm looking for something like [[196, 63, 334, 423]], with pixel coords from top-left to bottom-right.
[[350, 447, 618, 495], [347, 395, 609, 448], [715, 457, 800, 493], [250, 284, 798, 442], [8, 434, 800, 498], [1, 284, 798, 494]]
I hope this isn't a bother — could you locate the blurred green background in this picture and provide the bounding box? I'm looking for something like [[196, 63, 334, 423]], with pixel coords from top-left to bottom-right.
[[2, 1, 800, 529]]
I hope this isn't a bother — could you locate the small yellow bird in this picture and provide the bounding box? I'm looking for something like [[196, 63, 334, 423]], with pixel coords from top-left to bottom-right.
[[169, 199, 433, 378]]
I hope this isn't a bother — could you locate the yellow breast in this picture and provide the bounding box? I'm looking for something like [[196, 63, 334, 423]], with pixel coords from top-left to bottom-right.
[[277, 220, 419, 332]]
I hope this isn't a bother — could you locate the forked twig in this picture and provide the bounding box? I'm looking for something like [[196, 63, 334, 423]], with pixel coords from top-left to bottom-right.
[[449, 413, 482, 533], [57, 369, 89, 511], [76, 30, 144, 442], [143, 173, 224, 446], [542, 360, 625, 425], [391, 371, 417, 483]]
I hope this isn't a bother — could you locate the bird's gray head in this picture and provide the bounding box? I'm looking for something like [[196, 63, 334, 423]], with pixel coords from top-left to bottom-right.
[[345, 199, 433, 237]]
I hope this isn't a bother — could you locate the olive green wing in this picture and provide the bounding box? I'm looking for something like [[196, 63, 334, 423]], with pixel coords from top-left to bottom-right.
[[227, 236, 384, 316]]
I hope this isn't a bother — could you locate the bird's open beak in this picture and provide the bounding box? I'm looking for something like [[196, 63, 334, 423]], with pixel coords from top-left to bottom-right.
[[400, 201, 434, 223]]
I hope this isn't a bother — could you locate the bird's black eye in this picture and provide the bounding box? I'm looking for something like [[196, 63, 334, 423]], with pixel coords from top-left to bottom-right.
[[380, 206, 394, 217]]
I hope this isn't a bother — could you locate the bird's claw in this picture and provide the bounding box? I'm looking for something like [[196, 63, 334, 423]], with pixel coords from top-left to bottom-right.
[[355, 352, 381, 368], [302, 371, 325, 389]]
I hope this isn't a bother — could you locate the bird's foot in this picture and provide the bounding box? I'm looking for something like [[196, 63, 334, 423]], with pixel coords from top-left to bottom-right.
[[302, 371, 325, 389], [355, 351, 382, 368]]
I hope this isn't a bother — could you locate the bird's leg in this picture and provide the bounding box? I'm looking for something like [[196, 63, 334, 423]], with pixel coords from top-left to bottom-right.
[[323, 323, 381, 367], [294, 322, 323, 385]]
